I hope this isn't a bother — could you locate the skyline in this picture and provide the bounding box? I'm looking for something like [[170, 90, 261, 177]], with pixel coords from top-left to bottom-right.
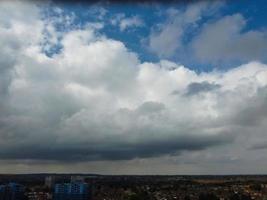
[[0, 0, 267, 174]]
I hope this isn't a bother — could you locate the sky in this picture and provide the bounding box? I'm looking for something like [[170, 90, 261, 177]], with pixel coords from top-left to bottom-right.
[[0, 0, 267, 175]]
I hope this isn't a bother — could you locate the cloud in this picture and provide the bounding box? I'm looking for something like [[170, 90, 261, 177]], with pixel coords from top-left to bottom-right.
[[191, 14, 267, 64], [0, 103, 231, 161], [1, 1, 267, 174], [86, 5, 107, 20], [119, 16, 144, 31], [230, 86, 267, 126], [249, 141, 267, 150], [147, 2, 267, 66], [111, 14, 144, 31], [147, 1, 223, 58], [184, 81, 221, 96]]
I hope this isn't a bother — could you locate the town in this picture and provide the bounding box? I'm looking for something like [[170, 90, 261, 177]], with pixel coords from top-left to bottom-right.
[[1, 174, 267, 200]]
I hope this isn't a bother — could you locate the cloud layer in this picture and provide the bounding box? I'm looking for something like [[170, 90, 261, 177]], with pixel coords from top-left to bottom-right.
[[0, 1, 267, 173]]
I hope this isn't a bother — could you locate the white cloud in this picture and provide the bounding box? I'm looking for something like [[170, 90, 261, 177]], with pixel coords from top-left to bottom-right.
[[111, 14, 144, 31], [191, 14, 267, 64], [147, 1, 223, 58], [119, 16, 144, 31], [87, 5, 107, 20], [148, 1, 267, 65]]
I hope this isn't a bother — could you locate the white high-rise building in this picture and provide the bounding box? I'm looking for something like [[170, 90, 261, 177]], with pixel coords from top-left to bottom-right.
[[45, 176, 55, 189]]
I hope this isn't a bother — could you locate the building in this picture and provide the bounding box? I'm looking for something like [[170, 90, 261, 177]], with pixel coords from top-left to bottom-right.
[[71, 176, 85, 183], [53, 182, 91, 200], [27, 191, 50, 200], [0, 183, 27, 200], [45, 176, 55, 189]]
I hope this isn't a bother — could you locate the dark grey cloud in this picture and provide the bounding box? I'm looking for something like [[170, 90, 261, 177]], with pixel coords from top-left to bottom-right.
[[136, 101, 165, 114], [0, 129, 231, 162], [184, 81, 221, 96], [249, 141, 267, 150], [0, 99, 232, 162]]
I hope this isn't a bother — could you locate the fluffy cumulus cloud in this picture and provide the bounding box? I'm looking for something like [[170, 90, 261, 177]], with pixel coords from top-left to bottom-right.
[[1, 1, 267, 174]]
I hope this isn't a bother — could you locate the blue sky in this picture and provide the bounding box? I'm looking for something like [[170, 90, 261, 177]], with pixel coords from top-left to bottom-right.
[[43, 0, 267, 72]]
